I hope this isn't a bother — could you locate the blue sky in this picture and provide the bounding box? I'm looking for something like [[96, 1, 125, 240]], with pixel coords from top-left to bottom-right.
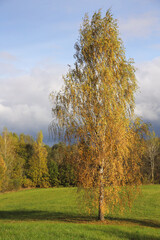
[[0, 0, 160, 144]]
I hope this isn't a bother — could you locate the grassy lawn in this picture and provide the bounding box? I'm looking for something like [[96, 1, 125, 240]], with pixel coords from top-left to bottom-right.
[[0, 185, 159, 239]]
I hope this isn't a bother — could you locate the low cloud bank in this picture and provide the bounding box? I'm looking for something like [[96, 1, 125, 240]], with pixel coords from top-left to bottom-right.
[[0, 55, 66, 144], [0, 52, 160, 143], [135, 57, 160, 134]]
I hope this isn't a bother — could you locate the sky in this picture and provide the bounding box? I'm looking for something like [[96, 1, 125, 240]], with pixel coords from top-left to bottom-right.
[[0, 0, 160, 145]]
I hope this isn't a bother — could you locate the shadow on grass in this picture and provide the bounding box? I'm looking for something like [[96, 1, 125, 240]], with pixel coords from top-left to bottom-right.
[[107, 216, 160, 229], [92, 227, 160, 240], [115, 230, 160, 240], [0, 210, 94, 223], [0, 210, 160, 229]]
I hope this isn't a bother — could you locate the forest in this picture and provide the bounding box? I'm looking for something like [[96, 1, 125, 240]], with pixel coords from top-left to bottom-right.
[[0, 128, 77, 191], [0, 127, 159, 193]]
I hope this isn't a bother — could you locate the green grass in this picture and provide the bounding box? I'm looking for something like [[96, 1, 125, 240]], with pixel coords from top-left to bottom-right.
[[0, 185, 160, 239]]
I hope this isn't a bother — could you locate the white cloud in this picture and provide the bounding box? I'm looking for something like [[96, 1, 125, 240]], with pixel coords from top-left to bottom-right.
[[0, 62, 22, 76], [0, 59, 66, 142], [119, 12, 159, 38], [1, 52, 160, 141], [135, 57, 160, 124]]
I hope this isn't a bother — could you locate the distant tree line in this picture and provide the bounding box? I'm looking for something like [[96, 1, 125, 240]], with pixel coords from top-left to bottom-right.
[[0, 127, 159, 192], [0, 128, 77, 192]]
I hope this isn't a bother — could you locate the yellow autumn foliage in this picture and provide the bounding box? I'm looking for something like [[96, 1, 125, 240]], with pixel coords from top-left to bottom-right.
[[51, 10, 146, 220], [0, 155, 6, 191]]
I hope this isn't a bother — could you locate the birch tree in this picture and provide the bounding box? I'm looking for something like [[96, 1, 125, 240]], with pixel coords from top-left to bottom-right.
[[51, 10, 145, 221], [146, 131, 159, 183]]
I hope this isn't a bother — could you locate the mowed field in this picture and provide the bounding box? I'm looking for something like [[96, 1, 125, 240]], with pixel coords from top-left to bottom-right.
[[0, 185, 159, 240]]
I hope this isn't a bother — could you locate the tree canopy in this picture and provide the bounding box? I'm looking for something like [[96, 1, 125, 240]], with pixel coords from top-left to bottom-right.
[[51, 10, 146, 221]]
